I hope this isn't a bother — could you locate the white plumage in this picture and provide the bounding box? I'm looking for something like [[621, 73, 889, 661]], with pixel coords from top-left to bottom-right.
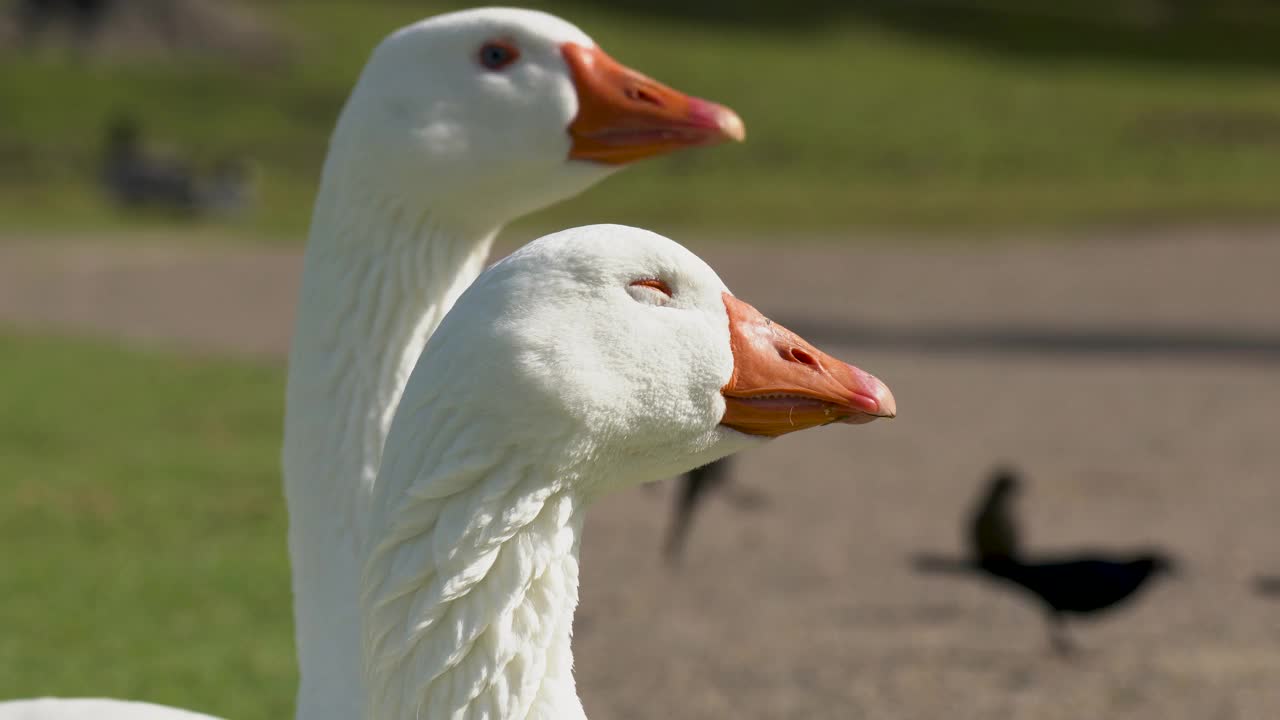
[[4, 8, 745, 720]]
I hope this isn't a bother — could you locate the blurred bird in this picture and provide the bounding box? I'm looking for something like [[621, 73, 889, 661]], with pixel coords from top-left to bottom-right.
[[101, 116, 196, 213], [912, 467, 1176, 654], [980, 552, 1176, 654], [100, 115, 254, 216], [662, 457, 765, 564], [663, 458, 731, 563], [1255, 575, 1280, 597]]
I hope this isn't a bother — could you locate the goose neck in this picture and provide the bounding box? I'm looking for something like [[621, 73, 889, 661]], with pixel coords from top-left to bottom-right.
[[283, 185, 499, 720], [363, 450, 589, 720]]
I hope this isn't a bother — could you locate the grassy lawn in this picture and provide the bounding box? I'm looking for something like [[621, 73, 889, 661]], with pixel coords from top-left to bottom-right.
[[0, 333, 292, 719], [4, 1, 1280, 239]]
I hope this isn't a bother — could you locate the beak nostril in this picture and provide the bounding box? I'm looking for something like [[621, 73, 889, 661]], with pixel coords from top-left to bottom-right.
[[625, 85, 664, 108], [788, 347, 820, 369]]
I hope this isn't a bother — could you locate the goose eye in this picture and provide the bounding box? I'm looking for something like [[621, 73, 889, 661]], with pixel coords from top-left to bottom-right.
[[627, 278, 673, 305], [478, 40, 519, 70]]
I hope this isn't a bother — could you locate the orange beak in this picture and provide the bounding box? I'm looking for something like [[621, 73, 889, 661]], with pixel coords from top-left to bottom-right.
[[720, 293, 896, 437], [562, 43, 745, 165]]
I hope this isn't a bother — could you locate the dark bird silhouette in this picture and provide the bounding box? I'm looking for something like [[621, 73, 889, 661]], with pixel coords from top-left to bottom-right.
[[100, 116, 254, 217], [969, 466, 1022, 561], [663, 458, 732, 564], [980, 552, 1176, 654], [101, 116, 197, 213], [662, 457, 763, 564], [1256, 575, 1280, 598], [911, 467, 1176, 654]]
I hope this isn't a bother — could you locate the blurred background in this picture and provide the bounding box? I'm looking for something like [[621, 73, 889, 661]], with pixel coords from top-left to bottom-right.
[[1, 1, 1278, 719]]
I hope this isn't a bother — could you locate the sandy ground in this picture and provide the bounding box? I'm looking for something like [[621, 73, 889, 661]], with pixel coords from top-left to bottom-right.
[[2, 226, 1279, 718]]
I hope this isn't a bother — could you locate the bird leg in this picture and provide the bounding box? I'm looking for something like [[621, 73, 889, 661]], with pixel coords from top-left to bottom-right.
[[1047, 613, 1077, 657]]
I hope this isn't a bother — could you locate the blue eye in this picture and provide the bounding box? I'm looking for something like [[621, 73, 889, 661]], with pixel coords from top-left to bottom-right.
[[478, 41, 519, 70]]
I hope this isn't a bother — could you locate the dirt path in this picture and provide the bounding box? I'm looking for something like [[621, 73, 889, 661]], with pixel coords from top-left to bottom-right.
[[2, 226, 1278, 719], [0, 242, 301, 357], [3, 225, 1278, 358]]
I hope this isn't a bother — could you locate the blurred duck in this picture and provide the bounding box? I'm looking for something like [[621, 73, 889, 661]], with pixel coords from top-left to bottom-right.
[[100, 116, 196, 212], [913, 467, 1176, 654], [662, 457, 769, 564], [665, 458, 725, 562], [100, 116, 253, 217]]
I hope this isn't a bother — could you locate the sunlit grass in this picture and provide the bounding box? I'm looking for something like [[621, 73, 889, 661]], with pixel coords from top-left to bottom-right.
[[0, 332, 292, 719]]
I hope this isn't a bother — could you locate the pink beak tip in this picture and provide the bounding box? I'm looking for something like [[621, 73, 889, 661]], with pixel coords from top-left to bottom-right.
[[850, 371, 897, 419], [689, 98, 746, 142]]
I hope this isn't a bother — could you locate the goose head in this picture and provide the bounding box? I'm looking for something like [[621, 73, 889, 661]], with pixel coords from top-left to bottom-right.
[[327, 8, 744, 227], [421, 224, 896, 493]]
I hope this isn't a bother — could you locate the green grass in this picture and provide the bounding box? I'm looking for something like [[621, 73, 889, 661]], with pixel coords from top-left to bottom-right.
[[5, 1, 1280, 239], [0, 333, 292, 719]]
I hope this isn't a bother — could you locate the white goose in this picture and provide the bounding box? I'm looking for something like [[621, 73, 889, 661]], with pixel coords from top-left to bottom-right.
[[284, 9, 741, 720], [359, 224, 896, 719], [1, 8, 743, 720]]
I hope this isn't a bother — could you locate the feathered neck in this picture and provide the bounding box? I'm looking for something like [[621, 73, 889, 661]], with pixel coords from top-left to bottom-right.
[[361, 417, 591, 720], [283, 177, 499, 720]]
